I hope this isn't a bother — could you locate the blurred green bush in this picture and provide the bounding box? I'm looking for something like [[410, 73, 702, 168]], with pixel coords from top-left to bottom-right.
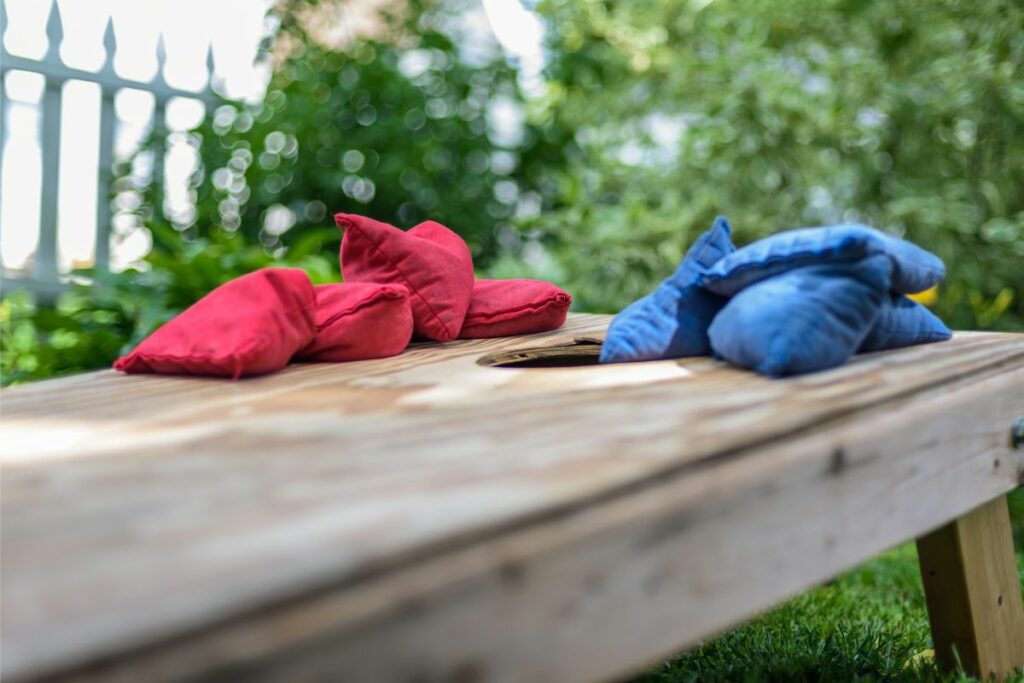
[[512, 0, 1024, 327], [3, 0, 1022, 386]]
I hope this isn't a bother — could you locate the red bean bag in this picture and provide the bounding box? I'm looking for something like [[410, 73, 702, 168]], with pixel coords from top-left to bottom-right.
[[296, 282, 413, 362], [337, 214, 473, 342], [459, 279, 572, 338], [114, 268, 316, 379]]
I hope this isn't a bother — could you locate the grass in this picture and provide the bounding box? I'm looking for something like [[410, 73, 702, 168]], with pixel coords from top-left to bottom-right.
[[634, 489, 1024, 683]]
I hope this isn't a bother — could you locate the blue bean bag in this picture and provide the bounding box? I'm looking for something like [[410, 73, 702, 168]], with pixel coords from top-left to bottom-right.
[[701, 223, 944, 297], [861, 294, 952, 352], [599, 217, 735, 363], [707, 256, 892, 377]]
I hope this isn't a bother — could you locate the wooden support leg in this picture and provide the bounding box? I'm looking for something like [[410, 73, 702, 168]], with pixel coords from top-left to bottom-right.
[[916, 495, 1024, 681]]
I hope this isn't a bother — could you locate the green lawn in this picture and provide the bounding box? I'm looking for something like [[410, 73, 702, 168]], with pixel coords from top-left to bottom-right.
[[635, 489, 1024, 683]]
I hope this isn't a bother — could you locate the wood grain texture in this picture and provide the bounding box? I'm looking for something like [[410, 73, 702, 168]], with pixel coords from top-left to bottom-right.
[[917, 496, 1024, 681], [2, 314, 1023, 682]]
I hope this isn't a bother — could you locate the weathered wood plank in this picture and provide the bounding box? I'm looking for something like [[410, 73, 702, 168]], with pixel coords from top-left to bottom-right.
[[917, 496, 1024, 681], [2, 315, 1023, 681], [9, 354, 1023, 683]]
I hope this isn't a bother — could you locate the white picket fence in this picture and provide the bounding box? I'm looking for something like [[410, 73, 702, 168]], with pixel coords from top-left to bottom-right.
[[0, 0, 215, 301]]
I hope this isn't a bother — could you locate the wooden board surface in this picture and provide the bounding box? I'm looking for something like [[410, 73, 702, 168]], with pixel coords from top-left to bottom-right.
[[2, 313, 1024, 682], [917, 496, 1024, 679]]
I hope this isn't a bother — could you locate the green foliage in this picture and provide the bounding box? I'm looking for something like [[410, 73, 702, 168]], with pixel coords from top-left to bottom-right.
[[1012, 487, 1024, 550], [2, 291, 129, 385], [521, 0, 1024, 329], [168, 21, 522, 259], [633, 498, 1024, 683], [1, 227, 335, 385], [637, 544, 933, 683]]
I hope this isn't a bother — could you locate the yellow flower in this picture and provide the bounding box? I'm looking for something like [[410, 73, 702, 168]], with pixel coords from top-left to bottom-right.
[[908, 285, 938, 307], [904, 648, 934, 670]]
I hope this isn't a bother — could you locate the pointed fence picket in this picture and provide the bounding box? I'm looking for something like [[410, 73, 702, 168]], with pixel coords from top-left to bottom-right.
[[0, 0, 216, 300]]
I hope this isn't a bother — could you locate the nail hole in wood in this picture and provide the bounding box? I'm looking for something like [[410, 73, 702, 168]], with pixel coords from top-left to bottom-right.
[[499, 560, 526, 586], [828, 448, 847, 475]]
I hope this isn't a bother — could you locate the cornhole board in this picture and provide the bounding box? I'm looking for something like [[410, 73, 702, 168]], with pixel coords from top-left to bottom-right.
[[2, 313, 1023, 682]]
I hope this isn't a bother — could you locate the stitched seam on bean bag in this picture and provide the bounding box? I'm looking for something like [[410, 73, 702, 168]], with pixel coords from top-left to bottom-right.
[[122, 337, 271, 379], [123, 335, 273, 363], [703, 238, 944, 287], [342, 217, 456, 338], [703, 247, 865, 285], [120, 298, 313, 369], [870, 327, 950, 345], [464, 294, 571, 324], [317, 288, 406, 331]]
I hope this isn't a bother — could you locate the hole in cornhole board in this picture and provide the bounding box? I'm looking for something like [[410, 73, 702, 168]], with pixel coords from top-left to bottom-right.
[[478, 339, 603, 369]]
